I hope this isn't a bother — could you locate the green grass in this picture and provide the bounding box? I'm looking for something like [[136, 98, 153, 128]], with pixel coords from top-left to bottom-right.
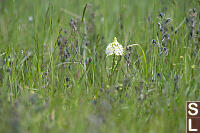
[[0, 0, 199, 132]]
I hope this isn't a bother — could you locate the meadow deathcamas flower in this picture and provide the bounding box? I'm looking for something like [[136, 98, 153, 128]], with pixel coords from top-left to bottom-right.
[[105, 37, 123, 56]]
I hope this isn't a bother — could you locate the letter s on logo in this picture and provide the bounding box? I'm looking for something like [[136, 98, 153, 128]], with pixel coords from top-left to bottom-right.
[[188, 103, 198, 116]]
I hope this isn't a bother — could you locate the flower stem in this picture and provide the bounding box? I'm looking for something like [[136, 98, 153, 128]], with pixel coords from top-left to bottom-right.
[[109, 54, 115, 84], [109, 55, 121, 85]]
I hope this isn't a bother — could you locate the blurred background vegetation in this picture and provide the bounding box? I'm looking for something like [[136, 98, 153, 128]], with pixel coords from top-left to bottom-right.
[[0, 0, 199, 132]]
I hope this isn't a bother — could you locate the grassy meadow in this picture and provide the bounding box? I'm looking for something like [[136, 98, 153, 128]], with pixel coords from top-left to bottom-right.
[[0, 0, 200, 132]]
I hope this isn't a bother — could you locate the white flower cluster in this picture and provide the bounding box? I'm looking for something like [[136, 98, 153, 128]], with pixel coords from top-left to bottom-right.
[[105, 37, 124, 56]]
